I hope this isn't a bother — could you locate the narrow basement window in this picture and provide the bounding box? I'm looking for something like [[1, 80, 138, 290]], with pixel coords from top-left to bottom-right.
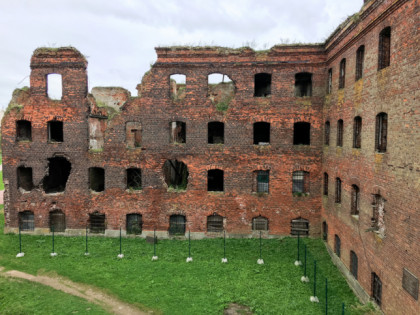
[[323, 172, 329, 196], [89, 212, 106, 234], [169, 74, 186, 101], [169, 214, 186, 235], [253, 170, 269, 193], [43, 157, 71, 193], [252, 216, 268, 231], [126, 213, 142, 235], [208, 121, 224, 144], [163, 160, 188, 190], [253, 122, 270, 145], [17, 166, 33, 191], [291, 217, 309, 236], [351, 185, 360, 216], [335, 177, 342, 203], [47, 73, 62, 100], [89, 167, 105, 192], [378, 27, 391, 70], [350, 250, 358, 279], [48, 121, 63, 142], [322, 221, 328, 241], [19, 211, 34, 231], [49, 210, 66, 232], [207, 214, 223, 232], [293, 122, 310, 145], [355, 45, 365, 81], [294, 72, 312, 97], [375, 112, 388, 153], [337, 119, 343, 147], [207, 169, 224, 192], [335, 234, 341, 257], [170, 121, 186, 143], [353, 116, 362, 148], [254, 73, 271, 97], [16, 120, 32, 141], [127, 168, 142, 190], [371, 272, 382, 306]]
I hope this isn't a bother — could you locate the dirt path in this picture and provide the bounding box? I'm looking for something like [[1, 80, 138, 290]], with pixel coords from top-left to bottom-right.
[[0, 267, 152, 315]]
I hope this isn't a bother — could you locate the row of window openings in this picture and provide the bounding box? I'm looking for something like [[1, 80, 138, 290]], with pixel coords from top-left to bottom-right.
[[324, 113, 388, 152], [327, 26, 391, 93], [323, 174, 385, 233], [17, 120, 312, 146], [18, 211, 308, 236]]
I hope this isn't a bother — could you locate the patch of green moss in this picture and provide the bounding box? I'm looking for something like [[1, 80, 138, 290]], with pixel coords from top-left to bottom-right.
[[215, 97, 232, 113], [96, 101, 119, 120], [4, 103, 23, 116]]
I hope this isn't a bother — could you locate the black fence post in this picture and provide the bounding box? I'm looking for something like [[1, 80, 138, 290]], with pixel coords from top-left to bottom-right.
[[325, 278, 328, 315], [19, 226, 22, 253], [52, 225, 55, 253], [85, 226, 88, 254]]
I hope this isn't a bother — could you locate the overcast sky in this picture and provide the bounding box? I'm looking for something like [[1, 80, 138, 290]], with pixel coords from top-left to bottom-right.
[[0, 0, 362, 109]]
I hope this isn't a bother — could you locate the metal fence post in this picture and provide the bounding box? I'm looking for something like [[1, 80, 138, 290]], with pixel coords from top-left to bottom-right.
[[154, 228, 156, 256], [325, 278, 328, 315], [52, 225, 55, 253], [119, 227, 122, 255], [19, 226, 22, 253], [314, 260, 317, 297], [304, 244, 307, 277], [85, 226, 88, 254]]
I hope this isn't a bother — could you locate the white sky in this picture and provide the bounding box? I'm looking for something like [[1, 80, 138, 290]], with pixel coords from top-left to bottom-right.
[[0, 0, 362, 109]]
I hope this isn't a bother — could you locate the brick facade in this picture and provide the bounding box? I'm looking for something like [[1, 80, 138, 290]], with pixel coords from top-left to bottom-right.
[[1, 0, 418, 313]]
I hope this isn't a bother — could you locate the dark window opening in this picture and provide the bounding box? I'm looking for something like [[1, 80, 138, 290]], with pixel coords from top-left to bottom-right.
[[295, 72, 312, 97], [350, 250, 358, 279], [291, 217, 309, 236], [335, 234, 341, 257], [322, 221, 328, 241], [327, 68, 332, 94], [169, 215, 186, 235], [43, 157, 71, 193], [16, 120, 32, 141], [254, 73, 271, 97], [47, 73, 62, 100], [335, 177, 342, 203], [323, 173, 329, 196], [351, 185, 360, 215], [353, 116, 362, 148], [127, 168, 142, 190], [170, 121, 186, 144], [378, 27, 391, 70], [207, 214, 223, 232], [375, 113, 388, 153], [337, 119, 343, 147], [253, 122, 270, 145], [293, 122, 310, 145], [292, 171, 309, 194], [89, 212, 106, 234], [17, 166, 33, 191], [208, 169, 224, 192], [89, 167, 105, 192], [126, 213, 142, 235], [339, 58, 346, 89], [19, 211, 34, 231], [208, 121, 224, 144], [253, 170, 269, 193], [48, 121, 63, 142], [356, 45, 365, 81], [49, 210, 65, 232], [253, 216, 268, 231], [324, 121, 330, 145], [163, 160, 188, 190], [372, 272, 382, 306], [170, 74, 186, 101]]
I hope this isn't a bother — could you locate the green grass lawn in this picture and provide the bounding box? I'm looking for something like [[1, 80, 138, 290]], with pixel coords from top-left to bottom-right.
[[0, 207, 367, 315]]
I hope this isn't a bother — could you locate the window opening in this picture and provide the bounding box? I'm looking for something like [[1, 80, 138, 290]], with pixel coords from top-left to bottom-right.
[[322, 221, 328, 241], [292, 171, 309, 194], [208, 121, 224, 144], [378, 27, 391, 70], [334, 234, 341, 257], [353, 116, 362, 148], [169, 215, 186, 235], [293, 122, 310, 145], [47, 73, 62, 100], [339, 59, 346, 89], [253, 122, 270, 145], [254, 73, 271, 97], [253, 216, 268, 231], [324, 121, 330, 145], [356, 45, 365, 81], [351, 185, 360, 216], [207, 169, 224, 192], [254, 170, 269, 193], [372, 272, 382, 306], [163, 160, 188, 190], [337, 119, 343, 147], [291, 217, 309, 236], [126, 213, 142, 235], [126, 122, 142, 148], [372, 194, 386, 236], [170, 74, 186, 101], [89, 167, 105, 192], [170, 121, 186, 144], [127, 168, 142, 190], [88, 117, 106, 150], [350, 250, 358, 279], [19, 211, 34, 231], [294, 72, 312, 97], [17, 166, 33, 191], [16, 120, 32, 141], [207, 73, 235, 105], [335, 178, 342, 203], [327, 68, 332, 94], [89, 212, 106, 234], [49, 210, 65, 232], [48, 121, 63, 142], [207, 214, 223, 232], [323, 173, 328, 196], [375, 113, 388, 152], [43, 157, 71, 193]]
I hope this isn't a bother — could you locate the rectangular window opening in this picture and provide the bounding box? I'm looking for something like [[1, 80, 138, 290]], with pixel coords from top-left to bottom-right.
[[48, 121, 63, 142], [89, 167, 105, 192]]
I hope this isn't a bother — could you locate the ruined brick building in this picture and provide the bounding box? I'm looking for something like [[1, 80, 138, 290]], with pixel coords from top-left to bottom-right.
[[1, 0, 419, 313]]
